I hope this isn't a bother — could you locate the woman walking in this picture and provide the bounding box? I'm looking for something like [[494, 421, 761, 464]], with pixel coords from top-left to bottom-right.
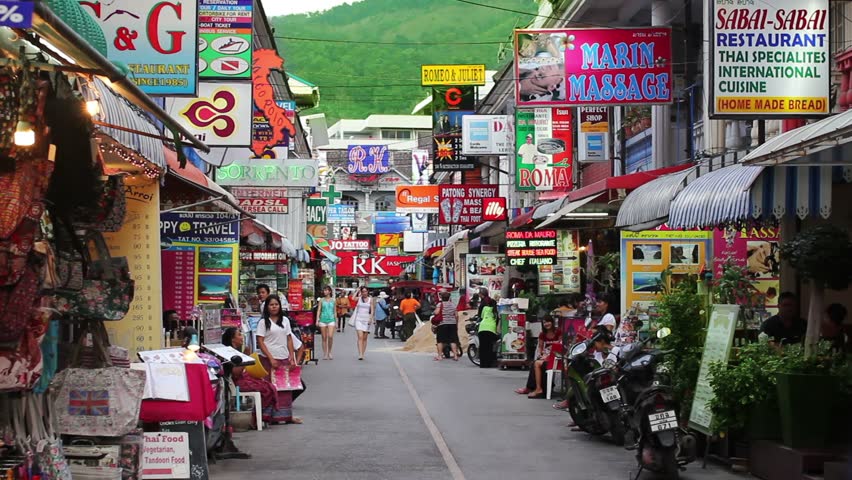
[[434, 291, 460, 361], [351, 286, 374, 360], [316, 286, 337, 360], [255, 295, 302, 424], [336, 290, 350, 333]]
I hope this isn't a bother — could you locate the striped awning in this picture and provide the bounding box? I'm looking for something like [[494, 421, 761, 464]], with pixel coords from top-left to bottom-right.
[[93, 78, 165, 169], [668, 164, 765, 229], [424, 237, 447, 257], [616, 167, 696, 230], [750, 166, 834, 220], [742, 109, 852, 166]]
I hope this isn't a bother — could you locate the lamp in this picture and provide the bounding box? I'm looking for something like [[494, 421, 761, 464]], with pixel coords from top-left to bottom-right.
[[14, 121, 35, 147], [188, 334, 200, 352], [86, 99, 100, 116]]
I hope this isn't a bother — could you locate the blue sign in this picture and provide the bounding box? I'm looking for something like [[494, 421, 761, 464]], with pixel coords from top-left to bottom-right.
[[374, 212, 409, 234], [346, 145, 390, 175], [0, 1, 34, 28], [327, 204, 356, 223]]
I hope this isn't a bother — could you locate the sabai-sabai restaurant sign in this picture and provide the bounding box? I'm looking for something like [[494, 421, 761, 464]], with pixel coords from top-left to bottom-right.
[[710, 1, 829, 117]]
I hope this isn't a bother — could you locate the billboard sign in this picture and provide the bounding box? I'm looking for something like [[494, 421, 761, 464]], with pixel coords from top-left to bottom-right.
[[515, 108, 573, 191], [709, 1, 829, 117], [462, 115, 512, 155], [421, 64, 486, 86], [198, 0, 253, 79], [506, 230, 558, 267], [336, 252, 416, 277], [217, 159, 319, 187], [330, 239, 370, 251], [438, 185, 499, 225], [166, 82, 253, 146], [514, 28, 672, 106], [578, 107, 609, 162], [346, 145, 391, 175], [80, 0, 199, 95], [395, 185, 440, 214]]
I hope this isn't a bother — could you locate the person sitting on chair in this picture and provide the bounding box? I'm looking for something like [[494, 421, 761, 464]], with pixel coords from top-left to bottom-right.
[[515, 315, 562, 398]]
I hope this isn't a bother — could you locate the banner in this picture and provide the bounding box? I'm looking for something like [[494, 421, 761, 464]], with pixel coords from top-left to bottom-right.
[[421, 64, 486, 86], [462, 115, 512, 155], [199, 0, 253, 79], [216, 159, 319, 187], [347, 145, 390, 175], [336, 252, 416, 277], [578, 107, 609, 162], [411, 149, 432, 185], [103, 181, 163, 355], [395, 185, 439, 213], [710, 1, 829, 117], [515, 108, 573, 192], [438, 185, 499, 225], [166, 82, 253, 146], [306, 198, 328, 240], [506, 230, 557, 267], [514, 28, 672, 106], [80, 0, 198, 95], [161, 212, 240, 310]]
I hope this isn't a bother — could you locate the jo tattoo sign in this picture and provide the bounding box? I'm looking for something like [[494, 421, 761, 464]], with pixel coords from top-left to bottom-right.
[[79, 0, 199, 96]]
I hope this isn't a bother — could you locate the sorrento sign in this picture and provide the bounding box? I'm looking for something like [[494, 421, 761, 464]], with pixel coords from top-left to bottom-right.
[[217, 159, 318, 187]]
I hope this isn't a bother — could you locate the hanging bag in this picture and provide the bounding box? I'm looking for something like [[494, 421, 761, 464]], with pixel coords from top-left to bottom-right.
[[73, 175, 127, 233], [26, 393, 73, 480], [0, 262, 41, 344]]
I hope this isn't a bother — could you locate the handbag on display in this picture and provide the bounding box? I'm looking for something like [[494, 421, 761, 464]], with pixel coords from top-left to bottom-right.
[[73, 175, 127, 233], [0, 156, 53, 239], [0, 262, 41, 344], [0, 304, 51, 392], [0, 212, 40, 287]]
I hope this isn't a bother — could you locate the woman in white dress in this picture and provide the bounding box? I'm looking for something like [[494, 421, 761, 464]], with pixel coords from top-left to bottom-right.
[[351, 286, 375, 360]]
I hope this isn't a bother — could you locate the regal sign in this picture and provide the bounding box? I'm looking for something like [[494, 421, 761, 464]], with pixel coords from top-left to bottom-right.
[[336, 252, 416, 277]]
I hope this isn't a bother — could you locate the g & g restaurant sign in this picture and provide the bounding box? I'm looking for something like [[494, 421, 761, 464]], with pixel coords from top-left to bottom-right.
[[217, 159, 318, 187]]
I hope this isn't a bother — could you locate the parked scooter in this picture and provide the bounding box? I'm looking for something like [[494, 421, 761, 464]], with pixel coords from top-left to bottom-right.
[[563, 328, 616, 437], [465, 316, 481, 365], [615, 328, 697, 479]]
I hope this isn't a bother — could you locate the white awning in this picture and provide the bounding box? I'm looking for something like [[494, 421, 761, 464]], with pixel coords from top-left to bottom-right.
[[742, 109, 852, 166], [536, 194, 603, 229]]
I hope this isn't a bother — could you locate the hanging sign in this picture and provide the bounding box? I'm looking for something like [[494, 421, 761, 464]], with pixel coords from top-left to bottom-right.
[[251, 49, 297, 155], [80, 0, 199, 96], [198, 0, 253, 79], [515, 108, 573, 192], [514, 27, 672, 106], [306, 198, 327, 240], [166, 82, 253, 146], [329, 239, 370, 251], [421, 64, 486, 86], [438, 185, 499, 225], [395, 185, 439, 214], [578, 107, 609, 162], [482, 198, 507, 221], [237, 198, 288, 213], [462, 115, 512, 155], [709, 1, 829, 117], [0, 1, 34, 28], [216, 159, 318, 187], [347, 145, 391, 174], [506, 230, 558, 267]]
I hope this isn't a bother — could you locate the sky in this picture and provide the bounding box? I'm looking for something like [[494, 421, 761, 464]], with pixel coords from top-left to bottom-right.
[[262, 0, 364, 17]]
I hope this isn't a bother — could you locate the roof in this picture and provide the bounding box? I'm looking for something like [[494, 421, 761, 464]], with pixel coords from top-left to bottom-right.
[[615, 167, 697, 229], [742, 109, 852, 166], [568, 163, 694, 201], [668, 164, 765, 229], [288, 73, 317, 88]]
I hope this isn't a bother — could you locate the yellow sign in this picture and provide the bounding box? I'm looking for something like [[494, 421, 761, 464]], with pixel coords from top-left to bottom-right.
[[421, 64, 486, 86], [377, 233, 400, 248], [103, 180, 164, 355]]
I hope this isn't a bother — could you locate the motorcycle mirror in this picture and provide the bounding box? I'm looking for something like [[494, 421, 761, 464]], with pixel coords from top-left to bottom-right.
[[657, 327, 672, 339]]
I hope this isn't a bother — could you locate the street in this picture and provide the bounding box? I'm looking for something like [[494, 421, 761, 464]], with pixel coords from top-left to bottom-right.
[[210, 329, 745, 480]]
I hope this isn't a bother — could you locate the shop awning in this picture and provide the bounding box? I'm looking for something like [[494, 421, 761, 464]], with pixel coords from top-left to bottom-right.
[[615, 167, 697, 230], [668, 164, 765, 229], [241, 218, 287, 250], [164, 149, 246, 215], [538, 190, 571, 201], [306, 234, 340, 263], [749, 166, 834, 220], [436, 229, 470, 262], [536, 193, 605, 229], [424, 238, 447, 257], [472, 221, 505, 239], [509, 207, 539, 229], [533, 196, 569, 220], [567, 163, 694, 201], [742, 109, 852, 166]]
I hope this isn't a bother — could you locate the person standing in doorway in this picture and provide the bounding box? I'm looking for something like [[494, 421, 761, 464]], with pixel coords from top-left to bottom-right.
[[477, 287, 499, 368], [316, 286, 337, 360], [374, 291, 390, 339], [351, 286, 374, 360]]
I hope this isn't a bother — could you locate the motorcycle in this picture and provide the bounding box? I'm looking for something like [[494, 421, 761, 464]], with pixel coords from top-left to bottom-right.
[[563, 330, 614, 437], [465, 316, 481, 365], [616, 328, 697, 479]]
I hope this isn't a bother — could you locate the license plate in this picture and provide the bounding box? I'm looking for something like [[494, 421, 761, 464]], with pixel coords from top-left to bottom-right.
[[395, 321, 402, 327], [648, 410, 677, 432], [600, 386, 621, 403]]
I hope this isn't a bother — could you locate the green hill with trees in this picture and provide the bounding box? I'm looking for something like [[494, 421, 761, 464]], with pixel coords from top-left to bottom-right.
[[271, 0, 537, 122]]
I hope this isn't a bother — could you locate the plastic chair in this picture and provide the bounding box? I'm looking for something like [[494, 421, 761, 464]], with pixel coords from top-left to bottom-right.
[[545, 356, 565, 400], [235, 391, 263, 431]]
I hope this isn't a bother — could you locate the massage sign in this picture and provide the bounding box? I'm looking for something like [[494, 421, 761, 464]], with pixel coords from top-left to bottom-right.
[[437, 185, 499, 225], [506, 230, 558, 267]]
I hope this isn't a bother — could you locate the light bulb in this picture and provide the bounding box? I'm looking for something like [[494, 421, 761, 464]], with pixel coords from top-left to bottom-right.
[[14, 121, 34, 147], [86, 100, 100, 116], [188, 334, 200, 352]]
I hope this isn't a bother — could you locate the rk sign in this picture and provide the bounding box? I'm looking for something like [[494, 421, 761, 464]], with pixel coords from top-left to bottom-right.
[[336, 253, 416, 277]]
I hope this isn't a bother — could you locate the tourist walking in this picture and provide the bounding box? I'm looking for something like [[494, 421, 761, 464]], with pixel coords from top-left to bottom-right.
[[374, 291, 390, 339], [336, 290, 350, 332], [434, 291, 460, 361], [316, 286, 337, 360], [350, 286, 374, 360], [255, 294, 302, 424]]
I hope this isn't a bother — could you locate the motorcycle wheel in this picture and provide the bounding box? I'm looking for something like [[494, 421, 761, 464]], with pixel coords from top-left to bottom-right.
[[567, 394, 606, 435], [661, 447, 679, 480], [467, 345, 480, 366], [607, 412, 626, 446]]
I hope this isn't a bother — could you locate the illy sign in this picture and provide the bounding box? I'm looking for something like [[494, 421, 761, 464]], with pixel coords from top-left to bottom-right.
[[482, 197, 507, 221]]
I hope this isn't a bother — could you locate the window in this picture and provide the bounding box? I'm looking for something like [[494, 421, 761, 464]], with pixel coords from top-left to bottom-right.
[[341, 195, 359, 211], [381, 130, 412, 140], [831, 2, 846, 54], [375, 198, 390, 211]]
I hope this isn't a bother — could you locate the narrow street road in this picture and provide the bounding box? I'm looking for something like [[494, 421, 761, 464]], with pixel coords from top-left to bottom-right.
[[210, 329, 744, 480]]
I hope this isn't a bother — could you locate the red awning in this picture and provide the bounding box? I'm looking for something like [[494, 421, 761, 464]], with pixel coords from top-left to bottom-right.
[[509, 207, 538, 229], [567, 164, 694, 202], [538, 190, 571, 201]]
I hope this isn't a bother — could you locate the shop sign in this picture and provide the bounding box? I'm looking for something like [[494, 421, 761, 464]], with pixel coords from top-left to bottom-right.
[[347, 145, 390, 175], [514, 27, 672, 106], [577, 107, 609, 162], [421, 64, 486, 86], [80, 0, 199, 96], [374, 212, 409, 234], [327, 203, 356, 223], [237, 198, 288, 213], [230, 187, 287, 198], [411, 213, 429, 233], [438, 185, 499, 225], [432, 86, 476, 111], [515, 108, 573, 192], [252, 50, 297, 155], [713, 226, 781, 314], [306, 198, 327, 239], [482, 198, 507, 221], [216, 159, 318, 187], [506, 230, 558, 266], [198, 0, 253, 80], [376, 233, 400, 248], [395, 185, 439, 213], [709, 1, 829, 117], [0, 1, 34, 28], [411, 149, 431, 185], [166, 82, 253, 146], [239, 250, 287, 263], [336, 252, 416, 277], [330, 239, 370, 251], [160, 212, 240, 244], [142, 432, 190, 478], [462, 115, 511, 155]]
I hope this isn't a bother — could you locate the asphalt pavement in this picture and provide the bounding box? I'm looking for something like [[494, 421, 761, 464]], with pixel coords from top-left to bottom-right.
[[209, 328, 747, 480]]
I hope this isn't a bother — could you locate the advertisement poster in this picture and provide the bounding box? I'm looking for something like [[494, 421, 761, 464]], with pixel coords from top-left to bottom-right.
[[306, 198, 328, 240], [515, 108, 573, 192], [421, 64, 486, 86], [578, 107, 610, 162], [411, 149, 431, 185], [79, 0, 199, 96], [103, 181, 163, 355], [506, 230, 558, 267], [288, 282, 303, 312], [620, 229, 713, 312], [395, 185, 439, 214], [713, 226, 781, 315], [166, 82, 254, 146], [689, 304, 739, 435], [461, 115, 512, 155], [231, 187, 289, 214], [501, 313, 527, 356], [465, 254, 506, 298], [217, 158, 318, 187], [514, 28, 672, 106], [161, 212, 240, 307], [710, 1, 829, 117], [347, 145, 391, 175], [438, 185, 499, 225], [198, 0, 253, 79]]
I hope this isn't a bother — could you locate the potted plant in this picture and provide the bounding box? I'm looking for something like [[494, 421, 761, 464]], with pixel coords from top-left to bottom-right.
[[637, 105, 652, 130]]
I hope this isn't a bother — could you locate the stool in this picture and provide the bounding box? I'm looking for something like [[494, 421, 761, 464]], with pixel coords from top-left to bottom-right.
[[235, 391, 262, 431]]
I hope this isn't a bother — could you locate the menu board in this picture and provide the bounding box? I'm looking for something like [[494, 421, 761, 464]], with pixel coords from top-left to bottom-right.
[[501, 313, 526, 357], [540, 230, 581, 294], [162, 250, 197, 321], [103, 180, 164, 355], [688, 304, 740, 435]]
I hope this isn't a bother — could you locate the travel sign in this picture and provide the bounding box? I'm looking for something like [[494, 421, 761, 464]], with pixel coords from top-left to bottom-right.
[[506, 230, 558, 267]]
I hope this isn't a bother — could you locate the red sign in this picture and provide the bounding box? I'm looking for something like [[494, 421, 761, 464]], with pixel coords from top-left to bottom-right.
[[237, 198, 289, 213], [329, 239, 371, 251], [438, 185, 499, 225], [288, 282, 303, 310], [482, 197, 507, 221], [336, 252, 416, 277], [252, 49, 297, 156]]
